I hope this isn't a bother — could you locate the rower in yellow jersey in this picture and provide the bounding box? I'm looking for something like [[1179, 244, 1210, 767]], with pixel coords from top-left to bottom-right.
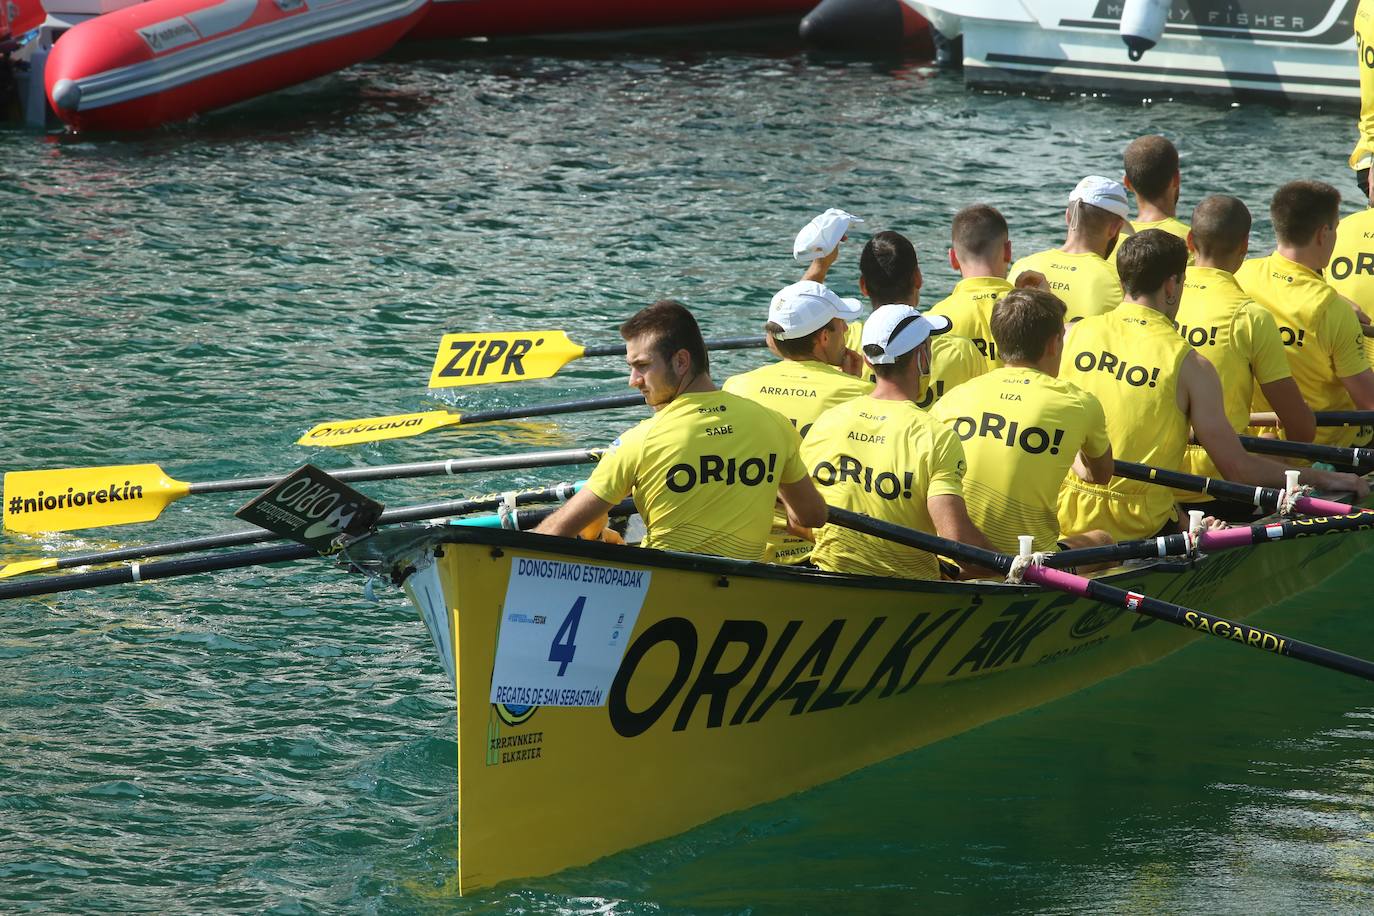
[[1326, 206, 1374, 344], [1058, 231, 1366, 543], [1009, 176, 1128, 321], [1236, 180, 1374, 447], [1176, 195, 1316, 521], [1110, 135, 1193, 267], [723, 280, 872, 563], [535, 300, 828, 560], [803, 304, 996, 580], [1351, 0, 1374, 204], [926, 204, 1014, 371], [931, 288, 1114, 554]]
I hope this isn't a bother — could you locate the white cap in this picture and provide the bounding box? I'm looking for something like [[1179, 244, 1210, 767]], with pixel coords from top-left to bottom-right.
[[769, 281, 864, 340], [1069, 176, 1130, 220], [860, 304, 951, 364], [793, 208, 864, 262]]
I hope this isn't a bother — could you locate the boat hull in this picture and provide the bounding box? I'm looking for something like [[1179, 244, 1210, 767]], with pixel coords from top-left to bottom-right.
[[408, 0, 816, 41], [355, 517, 1374, 893], [44, 0, 430, 131]]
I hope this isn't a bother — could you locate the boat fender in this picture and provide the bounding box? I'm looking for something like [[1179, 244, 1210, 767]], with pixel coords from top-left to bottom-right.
[[1119, 0, 1169, 61]]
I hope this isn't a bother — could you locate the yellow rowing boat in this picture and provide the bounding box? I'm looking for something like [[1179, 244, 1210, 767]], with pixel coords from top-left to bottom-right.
[[344, 513, 1374, 894]]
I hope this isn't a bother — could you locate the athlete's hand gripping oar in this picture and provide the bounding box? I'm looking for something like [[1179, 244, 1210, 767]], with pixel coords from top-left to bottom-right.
[[3, 447, 605, 535], [427, 330, 766, 389], [824, 506, 1374, 683], [0, 478, 602, 580], [1237, 435, 1374, 470], [297, 391, 646, 448], [1111, 460, 1362, 517], [1047, 508, 1374, 569]]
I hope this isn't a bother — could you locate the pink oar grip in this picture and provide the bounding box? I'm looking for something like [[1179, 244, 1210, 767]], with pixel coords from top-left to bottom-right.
[[1293, 495, 1361, 516], [1024, 564, 1092, 597], [1198, 526, 1262, 550]]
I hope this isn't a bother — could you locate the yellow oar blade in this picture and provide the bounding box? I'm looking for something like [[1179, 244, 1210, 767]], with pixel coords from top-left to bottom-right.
[[427, 331, 586, 389], [297, 410, 463, 448], [2, 465, 190, 534], [0, 557, 59, 579]]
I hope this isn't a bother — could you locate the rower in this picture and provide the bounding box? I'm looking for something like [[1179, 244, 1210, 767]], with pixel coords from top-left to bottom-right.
[[1236, 180, 1374, 447], [723, 280, 873, 563], [1351, 0, 1374, 204], [1325, 204, 1374, 345], [533, 300, 828, 560], [1010, 176, 1128, 321], [1177, 195, 1316, 521], [1058, 230, 1367, 544], [931, 288, 1114, 554], [802, 304, 996, 579], [1111, 135, 1191, 265], [855, 230, 986, 408], [926, 204, 1014, 370]]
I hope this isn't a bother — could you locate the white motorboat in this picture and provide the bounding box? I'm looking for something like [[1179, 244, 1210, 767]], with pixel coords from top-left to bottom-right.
[[903, 0, 1358, 106]]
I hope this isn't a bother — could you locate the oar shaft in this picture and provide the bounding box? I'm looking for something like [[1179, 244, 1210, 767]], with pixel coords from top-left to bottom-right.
[[825, 507, 1374, 682], [581, 336, 766, 359], [1238, 435, 1374, 468], [1251, 411, 1374, 428], [187, 448, 603, 495], [455, 392, 645, 426], [1112, 460, 1279, 508]]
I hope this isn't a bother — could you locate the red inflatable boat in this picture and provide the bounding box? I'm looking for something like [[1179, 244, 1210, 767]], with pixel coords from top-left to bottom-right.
[[410, 0, 815, 40], [44, 0, 430, 131]]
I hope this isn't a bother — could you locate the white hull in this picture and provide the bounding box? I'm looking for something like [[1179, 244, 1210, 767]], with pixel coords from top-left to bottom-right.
[[905, 0, 1358, 106]]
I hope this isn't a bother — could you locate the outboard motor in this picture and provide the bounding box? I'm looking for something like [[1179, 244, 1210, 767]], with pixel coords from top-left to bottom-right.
[[1120, 0, 1170, 61]]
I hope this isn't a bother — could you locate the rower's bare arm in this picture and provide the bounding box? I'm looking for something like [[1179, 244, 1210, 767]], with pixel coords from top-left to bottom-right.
[[927, 495, 998, 579], [532, 489, 616, 538], [1074, 444, 1114, 484], [1339, 368, 1374, 411], [1257, 377, 1316, 443], [779, 476, 828, 530]]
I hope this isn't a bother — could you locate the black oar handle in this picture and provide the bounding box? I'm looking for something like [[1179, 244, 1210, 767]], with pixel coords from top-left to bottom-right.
[[188, 448, 603, 495], [581, 336, 766, 359], [1239, 435, 1374, 468], [456, 392, 645, 425], [1314, 411, 1374, 427], [1112, 460, 1280, 509]]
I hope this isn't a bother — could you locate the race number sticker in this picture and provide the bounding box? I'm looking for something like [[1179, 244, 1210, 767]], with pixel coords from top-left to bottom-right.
[[489, 558, 650, 707]]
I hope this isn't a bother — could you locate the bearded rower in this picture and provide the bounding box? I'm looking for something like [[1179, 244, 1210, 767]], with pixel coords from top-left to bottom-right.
[[535, 300, 828, 559], [1111, 135, 1191, 267]]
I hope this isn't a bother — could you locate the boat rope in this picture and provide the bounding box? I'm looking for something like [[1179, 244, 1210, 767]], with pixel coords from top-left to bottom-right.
[[1277, 484, 1312, 518], [497, 491, 520, 529], [1005, 551, 1050, 584]]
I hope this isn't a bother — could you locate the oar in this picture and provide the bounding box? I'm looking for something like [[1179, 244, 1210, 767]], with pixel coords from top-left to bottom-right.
[[3, 447, 605, 535], [1111, 460, 1360, 516], [297, 391, 646, 448], [1046, 509, 1374, 569], [1237, 436, 1374, 470], [428, 330, 766, 389], [0, 498, 638, 601], [1251, 411, 1374, 428], [825, 507, 1374, 682], [0, 480, 592, 580]]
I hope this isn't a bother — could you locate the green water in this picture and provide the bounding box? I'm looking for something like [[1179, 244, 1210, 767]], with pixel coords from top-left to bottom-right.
[[3, 32, 1374, 914]]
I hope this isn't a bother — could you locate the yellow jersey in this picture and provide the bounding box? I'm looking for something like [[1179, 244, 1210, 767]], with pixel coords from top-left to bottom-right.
[[586, 390, 808, 561], [723, 359, 873, 563], [1236, 253, 1373, 447], [1009, 248, 1122, 321], [926, 276, 1012, 370], [1176, 265, 1293, 485], [931, 367, 1109, 554], [1351, 0, 1374, 171], [803, 395, 968, 580], [1327, 207, 1374, 360], [1057, 301, 1191, 542], [844, 318, 986, 409], [1110, 216, 1193, 268]]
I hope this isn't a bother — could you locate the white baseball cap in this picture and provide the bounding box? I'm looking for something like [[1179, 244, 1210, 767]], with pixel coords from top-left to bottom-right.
[[1069, 176, 1130, 220], [860, 304, 952, 364], [769, 281, 864, 340], [793, 208, 864, 262]]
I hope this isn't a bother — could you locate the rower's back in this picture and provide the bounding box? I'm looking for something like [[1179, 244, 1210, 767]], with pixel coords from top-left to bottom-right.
[[1058, 231, 1193, 542]]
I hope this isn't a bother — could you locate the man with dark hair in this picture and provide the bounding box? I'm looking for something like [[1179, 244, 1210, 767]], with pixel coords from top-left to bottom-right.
[[1113, 135, 1191, 267], [932, 289, 1114, 553], [801, 304, 996, 579], [1237, 180, 1374, 447], [1011, 176, 1128, 321], [1059, 231, 1366, 542], [723, 280, 872, 563], [927, 204, 1013, 370], [535, 300, 828, 559], [1177, 196, 1316, 519]]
